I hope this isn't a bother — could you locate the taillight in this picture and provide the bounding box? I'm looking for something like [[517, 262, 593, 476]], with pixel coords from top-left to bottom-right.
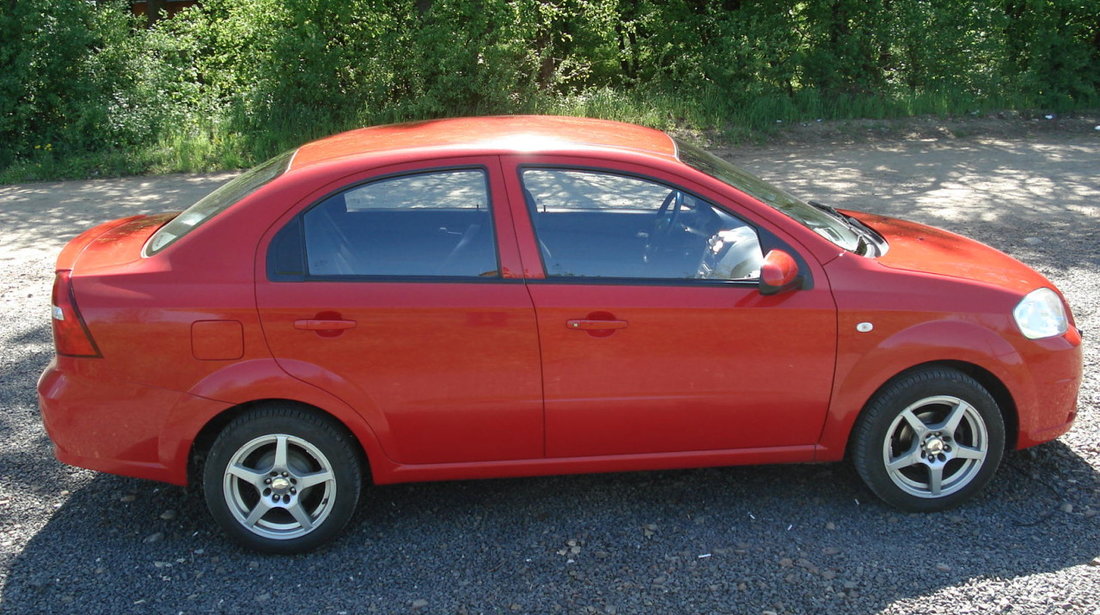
[[50, 271, 101, 358]]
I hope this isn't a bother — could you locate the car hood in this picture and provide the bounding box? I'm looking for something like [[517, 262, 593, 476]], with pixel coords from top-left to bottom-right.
[[848, 211, 1053, 295]]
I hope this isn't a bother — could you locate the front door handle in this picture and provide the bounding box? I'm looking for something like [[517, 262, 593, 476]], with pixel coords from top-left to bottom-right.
[[294, 319, 357, 331], [566, 319, 628, 331]]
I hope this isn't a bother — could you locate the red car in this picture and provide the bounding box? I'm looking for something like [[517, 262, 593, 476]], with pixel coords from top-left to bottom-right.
[[38, 116, 1082, 552]]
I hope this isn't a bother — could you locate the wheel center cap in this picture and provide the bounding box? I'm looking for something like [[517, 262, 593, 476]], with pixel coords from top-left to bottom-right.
[[271, 477, 291, 492], [926, 438, 945, 454]]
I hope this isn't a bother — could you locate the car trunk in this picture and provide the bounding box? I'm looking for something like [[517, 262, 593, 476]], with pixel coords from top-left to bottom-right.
[[56, 213, 176, 273]]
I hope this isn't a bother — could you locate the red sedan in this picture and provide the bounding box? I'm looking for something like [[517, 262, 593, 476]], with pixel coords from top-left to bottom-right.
[[38, 116, 1082, 552]]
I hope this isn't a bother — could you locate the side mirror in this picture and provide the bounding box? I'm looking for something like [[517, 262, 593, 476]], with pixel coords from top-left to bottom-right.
[[759, 249, 802, 295]]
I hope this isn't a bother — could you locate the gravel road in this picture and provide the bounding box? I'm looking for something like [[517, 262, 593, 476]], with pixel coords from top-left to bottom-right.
[[1, 135, 1097, 614]]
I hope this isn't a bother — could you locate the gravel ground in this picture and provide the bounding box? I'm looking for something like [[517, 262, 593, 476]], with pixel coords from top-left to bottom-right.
[[0, 135, 1097, 614]]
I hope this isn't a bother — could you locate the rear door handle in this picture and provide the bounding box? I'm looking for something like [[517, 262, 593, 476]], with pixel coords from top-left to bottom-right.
[[294, 319, 357, 331], [566, 319, 628, 331]]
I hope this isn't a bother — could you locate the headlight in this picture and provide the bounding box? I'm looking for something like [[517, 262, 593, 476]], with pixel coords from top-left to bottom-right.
[[1013, 288, 1069, 339]]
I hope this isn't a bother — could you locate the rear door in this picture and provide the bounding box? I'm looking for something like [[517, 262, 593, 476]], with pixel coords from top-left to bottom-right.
[[502, 156, 837, 458], [255, 157, 544, 465]]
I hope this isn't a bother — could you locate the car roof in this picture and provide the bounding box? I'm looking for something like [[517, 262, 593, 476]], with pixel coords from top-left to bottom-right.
[[288, 115, 678, 171]]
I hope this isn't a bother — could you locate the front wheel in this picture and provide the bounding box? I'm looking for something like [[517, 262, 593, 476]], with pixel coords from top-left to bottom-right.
[[851, 368, 1005, 512], [203, 405, 362, 553]]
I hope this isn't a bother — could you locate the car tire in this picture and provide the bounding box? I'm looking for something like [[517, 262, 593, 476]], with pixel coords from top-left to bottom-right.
[[203, 404, 362, 553], [851, 367, 1005, 512]]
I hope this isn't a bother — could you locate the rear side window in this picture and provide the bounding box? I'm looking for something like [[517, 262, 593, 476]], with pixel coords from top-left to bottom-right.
[[281, 169, 498, 279], [144, 150, 293, 255]]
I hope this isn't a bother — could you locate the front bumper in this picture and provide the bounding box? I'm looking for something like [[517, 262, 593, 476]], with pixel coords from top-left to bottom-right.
[[1013, 326, 1083, 449]]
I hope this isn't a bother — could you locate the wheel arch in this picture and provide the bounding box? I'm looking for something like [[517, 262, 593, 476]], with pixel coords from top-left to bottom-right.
[[184, 397, 388, 489], [188, 399, 359, 485], [842, 359, 1019, 460]]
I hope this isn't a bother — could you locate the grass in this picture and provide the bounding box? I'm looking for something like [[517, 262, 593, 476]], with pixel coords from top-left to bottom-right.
[[2, 86, 1097, 184]]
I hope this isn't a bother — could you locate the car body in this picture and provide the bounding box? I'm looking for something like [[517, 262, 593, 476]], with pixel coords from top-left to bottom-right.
[[38, 116, 1082, 552]]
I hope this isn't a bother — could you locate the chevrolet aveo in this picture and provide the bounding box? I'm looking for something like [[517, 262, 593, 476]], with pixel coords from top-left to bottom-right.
[[39, 116, 1082, 552]]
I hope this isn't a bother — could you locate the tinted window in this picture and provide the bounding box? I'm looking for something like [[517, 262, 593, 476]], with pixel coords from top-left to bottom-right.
[[302, 169, 497, 278], [522, 169, 763, 280]]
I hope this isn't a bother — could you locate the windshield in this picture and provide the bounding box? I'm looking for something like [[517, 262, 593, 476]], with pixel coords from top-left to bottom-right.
[[144, 150, 294, 255], [675, 139, 863, 252]]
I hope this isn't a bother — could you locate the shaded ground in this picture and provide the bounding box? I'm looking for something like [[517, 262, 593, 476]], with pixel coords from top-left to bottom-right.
[[0, 133, 1097, 614]]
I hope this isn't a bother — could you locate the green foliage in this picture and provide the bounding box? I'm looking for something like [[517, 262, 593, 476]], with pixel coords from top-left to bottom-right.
[[1, 0, 1097, 181]]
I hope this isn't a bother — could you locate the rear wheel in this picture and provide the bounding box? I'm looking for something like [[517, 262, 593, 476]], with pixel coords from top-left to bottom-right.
[[203, 404, 362, 553], [852, 368, 1005, 511]]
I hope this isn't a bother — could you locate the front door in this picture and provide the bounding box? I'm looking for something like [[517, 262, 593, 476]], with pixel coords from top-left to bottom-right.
[[505, 162, 837, 458]]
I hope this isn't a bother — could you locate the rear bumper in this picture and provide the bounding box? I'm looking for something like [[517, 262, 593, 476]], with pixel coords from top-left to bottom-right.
[[38, 357, 185, 484]]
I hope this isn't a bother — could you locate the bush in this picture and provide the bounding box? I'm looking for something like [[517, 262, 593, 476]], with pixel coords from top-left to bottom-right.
[[1, 0, 1097, 180], [0, 0, 179, 169]]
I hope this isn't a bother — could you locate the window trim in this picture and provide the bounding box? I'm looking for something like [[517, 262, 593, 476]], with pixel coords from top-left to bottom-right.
[[267, 165, 508, 283]]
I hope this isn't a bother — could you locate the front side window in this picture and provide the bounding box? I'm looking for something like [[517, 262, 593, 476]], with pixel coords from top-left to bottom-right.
[[301, 169, 498, 278], [522, 168, 763, 281]]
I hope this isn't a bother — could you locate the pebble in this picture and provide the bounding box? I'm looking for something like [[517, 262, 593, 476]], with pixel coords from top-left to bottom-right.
[[935, 563, 952, 572], [825, 522, 836, 530], [1061, 503, 1074, 513], [411, 599, 428, 609], [120, 494, 136, 503], [142, 532, 164, 544], [160, 509, 177, 520]]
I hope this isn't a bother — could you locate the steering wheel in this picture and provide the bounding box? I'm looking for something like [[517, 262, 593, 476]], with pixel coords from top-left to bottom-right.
[[653, 190, 683, 237], [645, 190, 683, 264]]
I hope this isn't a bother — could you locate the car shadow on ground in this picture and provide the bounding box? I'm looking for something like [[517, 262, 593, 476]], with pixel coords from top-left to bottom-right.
[[2, 439, 1098, 614]]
